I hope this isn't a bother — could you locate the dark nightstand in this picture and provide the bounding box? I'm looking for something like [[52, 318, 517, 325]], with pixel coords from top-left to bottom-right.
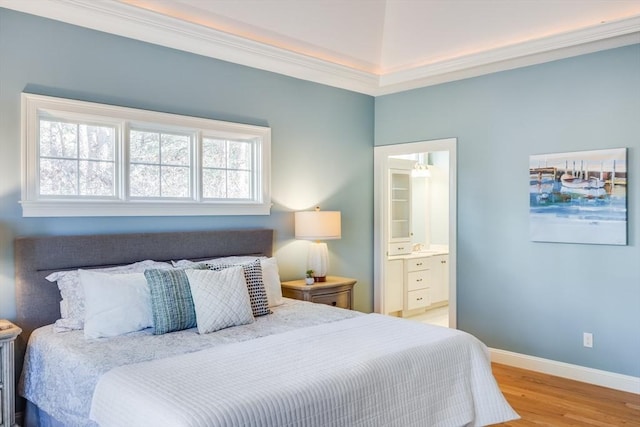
[[281, 276, 356, 309]]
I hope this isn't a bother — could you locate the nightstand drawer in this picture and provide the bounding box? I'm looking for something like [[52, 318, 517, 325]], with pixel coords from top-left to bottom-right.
[[311, 291, 351, 309], [281, 276, 356, 310]]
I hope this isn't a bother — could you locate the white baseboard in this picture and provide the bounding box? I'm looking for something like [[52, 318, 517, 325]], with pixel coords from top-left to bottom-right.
[[490, 348, 640, 395]]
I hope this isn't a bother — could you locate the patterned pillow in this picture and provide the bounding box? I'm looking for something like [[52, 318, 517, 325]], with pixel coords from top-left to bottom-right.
[[175, 256, 283, 308], [205, 259, 271, 317], [185, 267, 254, 334], [46, 260, 173, 332], [144, 269, 197, 335]]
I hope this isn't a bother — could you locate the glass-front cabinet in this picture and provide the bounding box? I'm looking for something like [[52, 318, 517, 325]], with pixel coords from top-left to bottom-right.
[[390, 168, 411, 242]]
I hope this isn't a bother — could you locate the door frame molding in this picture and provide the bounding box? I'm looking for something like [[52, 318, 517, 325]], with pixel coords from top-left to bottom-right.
[[373, 138, 457, 328]]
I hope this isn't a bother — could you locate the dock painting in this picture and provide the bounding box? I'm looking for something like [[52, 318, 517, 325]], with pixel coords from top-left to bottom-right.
[[529, 148, 627, 245]]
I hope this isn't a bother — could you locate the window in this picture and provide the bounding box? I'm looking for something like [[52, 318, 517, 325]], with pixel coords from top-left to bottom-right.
[[21, 93, 271, 216], [129, 129, 192, 199]]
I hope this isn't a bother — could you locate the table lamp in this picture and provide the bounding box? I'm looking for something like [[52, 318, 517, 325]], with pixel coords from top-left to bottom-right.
[[294, 207, 341, 282]]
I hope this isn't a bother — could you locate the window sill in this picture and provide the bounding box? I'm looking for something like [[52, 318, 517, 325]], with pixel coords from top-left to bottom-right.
[[20, 200, 272, 217]]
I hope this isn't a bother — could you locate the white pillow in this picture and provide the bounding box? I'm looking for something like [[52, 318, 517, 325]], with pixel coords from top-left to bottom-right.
[[80, 270, 153, 339], [171, 256, 261, 269], [46, 260, 172, 332], [261, 257, 284, 307], [185, 267, 254, 334]]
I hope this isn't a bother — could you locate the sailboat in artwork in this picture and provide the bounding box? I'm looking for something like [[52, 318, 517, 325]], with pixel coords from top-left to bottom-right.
[[560, 160, 606, 198]]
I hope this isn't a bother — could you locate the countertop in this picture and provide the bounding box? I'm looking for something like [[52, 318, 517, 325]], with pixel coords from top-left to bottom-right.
[[388, 245, 449, 261]]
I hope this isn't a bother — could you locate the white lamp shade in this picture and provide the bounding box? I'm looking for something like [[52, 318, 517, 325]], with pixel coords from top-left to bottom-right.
[[294, 211, 341, 240]]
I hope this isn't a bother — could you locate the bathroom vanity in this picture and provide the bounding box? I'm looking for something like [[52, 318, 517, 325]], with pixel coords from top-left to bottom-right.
[[384, 248, 449, 317]]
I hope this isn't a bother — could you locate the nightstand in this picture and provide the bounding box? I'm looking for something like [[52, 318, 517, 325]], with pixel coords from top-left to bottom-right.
[[281, 276, 357, 309], [0, 320, 21, 427]]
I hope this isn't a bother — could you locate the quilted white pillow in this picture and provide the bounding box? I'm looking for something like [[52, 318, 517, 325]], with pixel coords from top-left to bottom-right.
[[80, 270, 153, 339], [173, 256, 284, 307], [46, 260, 172, 332], [185, 267, 254, 334]]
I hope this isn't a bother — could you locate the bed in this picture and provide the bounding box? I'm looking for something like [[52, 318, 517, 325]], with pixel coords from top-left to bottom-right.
[[15, 229, 518, 427]]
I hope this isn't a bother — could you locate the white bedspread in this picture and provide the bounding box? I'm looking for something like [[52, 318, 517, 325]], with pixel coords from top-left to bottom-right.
[[91, 314, 518, 427], [20, 299, 360, 426]]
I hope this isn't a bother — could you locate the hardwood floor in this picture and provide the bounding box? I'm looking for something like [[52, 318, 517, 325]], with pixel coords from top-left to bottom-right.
[[492, 363, 640, 426]]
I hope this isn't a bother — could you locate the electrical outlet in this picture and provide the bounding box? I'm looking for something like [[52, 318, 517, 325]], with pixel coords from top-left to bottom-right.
[[583, 332, 593, 348]]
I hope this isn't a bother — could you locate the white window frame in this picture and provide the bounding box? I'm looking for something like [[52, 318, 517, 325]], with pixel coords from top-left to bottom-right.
[[21, 93, 271, 217]]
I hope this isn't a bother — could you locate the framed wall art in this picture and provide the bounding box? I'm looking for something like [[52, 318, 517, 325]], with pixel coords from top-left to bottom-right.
[[529, 148, 627, 245]]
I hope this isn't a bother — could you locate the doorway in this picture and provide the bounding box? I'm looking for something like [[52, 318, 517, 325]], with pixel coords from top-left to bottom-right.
[[373, 138, 457, 328]]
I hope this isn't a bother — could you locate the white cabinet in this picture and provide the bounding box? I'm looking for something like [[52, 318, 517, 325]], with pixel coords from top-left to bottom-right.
[[388, 163, 412, 255], [389, 168, 411, 242], [430, 254, 449, 304], [384, 259, 404, 313], [384, 253, 449, 316], [405, 257, 432, 311]]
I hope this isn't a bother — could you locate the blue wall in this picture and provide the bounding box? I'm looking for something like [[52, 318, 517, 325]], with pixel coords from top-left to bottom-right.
[[2, 8, 638, 379], [375, 44, 640, 377], [0, 9, 374, 317]]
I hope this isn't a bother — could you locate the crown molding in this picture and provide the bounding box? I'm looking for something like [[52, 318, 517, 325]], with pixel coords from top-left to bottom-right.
[[1, 0, 639, 96], [376, 16, 640, 95]]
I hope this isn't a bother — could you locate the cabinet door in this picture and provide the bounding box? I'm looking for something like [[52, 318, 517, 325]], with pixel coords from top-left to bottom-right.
[[384, 259, 404, 313], [430, 254, 449, 303], [389, 169, 411, 243]]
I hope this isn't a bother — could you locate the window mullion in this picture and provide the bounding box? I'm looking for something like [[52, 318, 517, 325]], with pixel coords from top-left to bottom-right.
[[193, 131, 201, 202], [158, 131, 163, 198], [121, 121, 130, 201], [76, 123, 81, 196]]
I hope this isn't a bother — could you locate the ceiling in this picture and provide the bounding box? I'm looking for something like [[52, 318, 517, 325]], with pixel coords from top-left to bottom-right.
[[2, 0, 640, 95]]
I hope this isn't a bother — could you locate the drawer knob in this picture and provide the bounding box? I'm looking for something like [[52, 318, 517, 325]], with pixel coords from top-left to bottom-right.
[[416, 262, 422, 266], [417, 297, 423, 301], [416, 278, 422, 282]]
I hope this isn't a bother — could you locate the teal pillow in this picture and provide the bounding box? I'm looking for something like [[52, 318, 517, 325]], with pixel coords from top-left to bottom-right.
[[145, 269, 197, 334]]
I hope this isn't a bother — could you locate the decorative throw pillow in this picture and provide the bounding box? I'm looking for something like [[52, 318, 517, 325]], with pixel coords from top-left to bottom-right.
[[185, 267, 254, 334], [80, 270, 153, 339], [175, 256, 283, 308], [261, 257, 284, 307], [145, 269, 197, 335], [46, 260, 173, 332], [205, 259, 271, 317]]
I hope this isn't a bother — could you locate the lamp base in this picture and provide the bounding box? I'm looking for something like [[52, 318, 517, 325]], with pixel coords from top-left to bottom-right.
[[307, 242, 329, 280]]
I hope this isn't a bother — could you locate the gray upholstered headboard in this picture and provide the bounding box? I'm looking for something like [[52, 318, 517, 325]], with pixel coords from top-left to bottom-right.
[[13, 228, 273, 380]]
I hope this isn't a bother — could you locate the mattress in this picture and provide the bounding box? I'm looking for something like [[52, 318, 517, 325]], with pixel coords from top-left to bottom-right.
[[21, 300, 518, 427]]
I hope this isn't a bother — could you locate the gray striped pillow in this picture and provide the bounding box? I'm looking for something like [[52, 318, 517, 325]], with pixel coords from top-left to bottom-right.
[[145, 269, 197, 335]]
